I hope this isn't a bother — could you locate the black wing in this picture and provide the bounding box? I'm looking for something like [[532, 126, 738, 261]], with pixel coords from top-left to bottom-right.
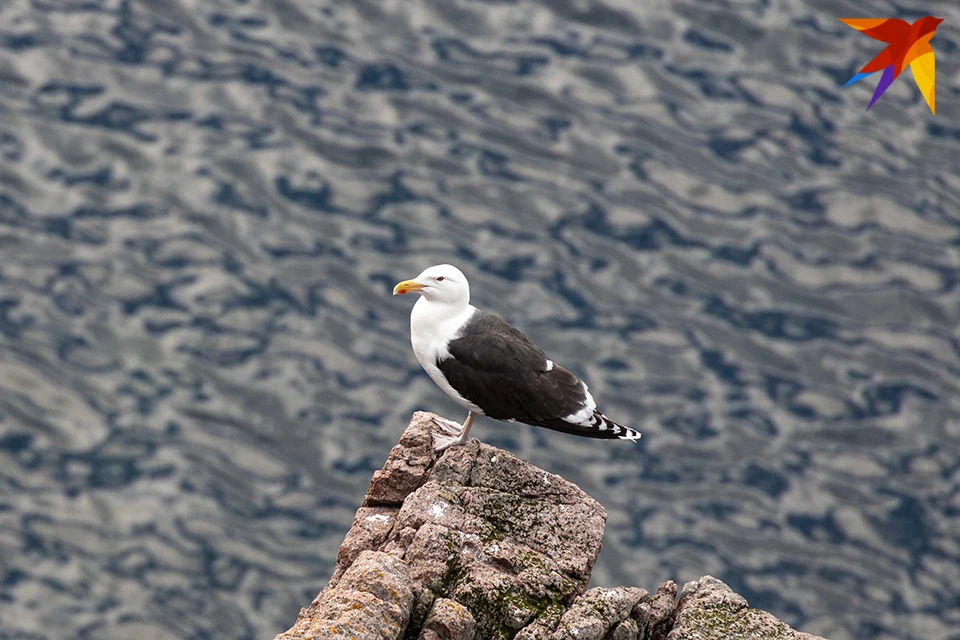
[[436, 310, 593, 429]]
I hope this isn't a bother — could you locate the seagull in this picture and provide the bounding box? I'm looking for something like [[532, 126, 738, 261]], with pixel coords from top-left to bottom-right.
[[393, 264, 641, 450]]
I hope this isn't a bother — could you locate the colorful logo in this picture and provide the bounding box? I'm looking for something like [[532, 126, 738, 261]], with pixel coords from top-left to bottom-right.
[[840, 17, 942, 114]]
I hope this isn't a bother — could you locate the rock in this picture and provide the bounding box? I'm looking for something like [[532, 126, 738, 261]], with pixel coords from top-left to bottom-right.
[[327, 413, 440, 587], [632, 601, 652, 638], [274, 550, 413, 640], [273, 412, 832, 640], [364, 413, 438, 507], [417, 597, 476, 640], [609, 619, 641, 640], [540, 587, 649, 640], [667, 576, 828, 640], [384, 416, 607, 640], [647, 580, 678, 640]]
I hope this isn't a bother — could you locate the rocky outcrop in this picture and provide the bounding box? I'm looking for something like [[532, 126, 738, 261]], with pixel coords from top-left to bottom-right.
[[667, 576, 825, 640], [278, 550, 414, 639], [274, 412, 827, 640]]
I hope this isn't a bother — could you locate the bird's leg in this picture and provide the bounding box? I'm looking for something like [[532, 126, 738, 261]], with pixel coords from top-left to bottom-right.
[[457, 411, 476, 441], [432, 411, 477, 451]]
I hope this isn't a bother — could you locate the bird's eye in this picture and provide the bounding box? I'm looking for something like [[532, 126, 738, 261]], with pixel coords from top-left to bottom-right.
[[436, 276, 445, 282]]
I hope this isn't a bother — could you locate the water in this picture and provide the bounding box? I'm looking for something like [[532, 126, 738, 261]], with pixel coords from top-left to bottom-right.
[[0, 1, 958, 639]]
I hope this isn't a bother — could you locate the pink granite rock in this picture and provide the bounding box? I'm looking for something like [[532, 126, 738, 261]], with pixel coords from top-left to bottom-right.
[[667, 576, 828, 640], [515, 586, 649, 640], [417, 597, 476, 640], [273, 413, 832, 640], [648, 580, 679, 640], [274, 550, 413, 640]]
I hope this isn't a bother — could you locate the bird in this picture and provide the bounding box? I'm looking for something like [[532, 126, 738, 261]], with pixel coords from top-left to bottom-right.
[[393, 264, 641, 451], [840, 16, 942, 114]]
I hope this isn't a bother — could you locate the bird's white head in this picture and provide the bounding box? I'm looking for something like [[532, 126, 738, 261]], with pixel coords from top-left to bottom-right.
[[393, 264, 470, 307]]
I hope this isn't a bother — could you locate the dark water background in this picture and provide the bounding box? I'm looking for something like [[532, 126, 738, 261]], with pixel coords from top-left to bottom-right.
[[1, 1, 959, 639]]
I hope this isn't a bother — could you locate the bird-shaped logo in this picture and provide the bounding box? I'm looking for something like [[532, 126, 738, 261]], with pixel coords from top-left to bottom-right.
[[840, 16, 943, 114]]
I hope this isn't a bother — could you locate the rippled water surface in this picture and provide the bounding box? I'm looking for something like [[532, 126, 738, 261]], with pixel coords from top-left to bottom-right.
[[1, 1, 959, 639]]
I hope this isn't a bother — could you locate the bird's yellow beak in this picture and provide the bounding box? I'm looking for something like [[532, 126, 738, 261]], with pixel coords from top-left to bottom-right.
[[393, 279, 424, 295]]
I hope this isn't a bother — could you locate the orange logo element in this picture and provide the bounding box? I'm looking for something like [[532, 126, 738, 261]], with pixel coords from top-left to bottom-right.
[[840, 17, 942, 114]]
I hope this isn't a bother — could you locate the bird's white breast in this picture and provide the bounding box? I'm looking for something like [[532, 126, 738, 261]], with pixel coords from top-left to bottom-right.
[[410, 299, 483, 414]]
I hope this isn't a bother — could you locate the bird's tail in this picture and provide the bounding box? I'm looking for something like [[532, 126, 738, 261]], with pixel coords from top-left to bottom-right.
[[592, 411, 642, 440], [536, 411, 641, 441]]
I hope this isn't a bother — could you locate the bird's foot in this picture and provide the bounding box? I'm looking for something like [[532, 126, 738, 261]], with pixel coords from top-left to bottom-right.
[[430, 416, 467, 451], [431, 416, 463, 436], [432, 431, 469, 451]]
